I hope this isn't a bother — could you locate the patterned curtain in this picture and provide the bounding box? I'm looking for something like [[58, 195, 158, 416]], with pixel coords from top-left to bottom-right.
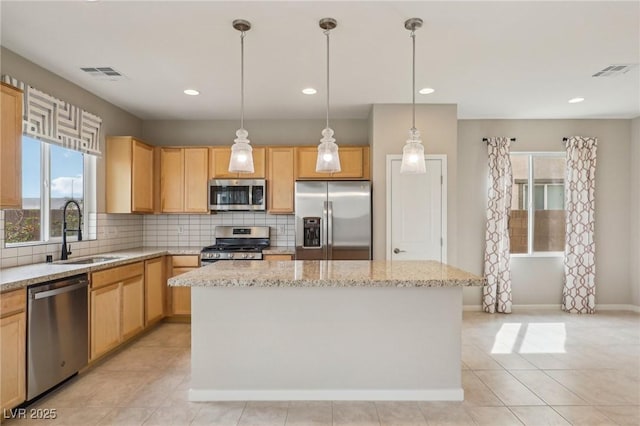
[[563, 136, 597, 313], [483, 137, 513, 314], [1, 75, 102, 156]]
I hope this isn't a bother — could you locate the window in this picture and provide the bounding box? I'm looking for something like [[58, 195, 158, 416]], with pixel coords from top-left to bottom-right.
[[4, 136, 96, 246], [510, 153, 566, 255]]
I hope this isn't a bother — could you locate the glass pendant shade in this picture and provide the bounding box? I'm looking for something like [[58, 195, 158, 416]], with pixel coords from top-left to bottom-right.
[[316, 127, 341, 173], [229, 128, 254, 173], [400, 128, 426, 174]]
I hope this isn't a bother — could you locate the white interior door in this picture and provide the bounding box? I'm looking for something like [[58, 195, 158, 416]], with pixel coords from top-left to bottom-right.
[[387, 155, 446, 261]]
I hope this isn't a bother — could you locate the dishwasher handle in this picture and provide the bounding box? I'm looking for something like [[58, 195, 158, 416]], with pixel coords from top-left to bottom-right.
[[31, 280, 89, 300]]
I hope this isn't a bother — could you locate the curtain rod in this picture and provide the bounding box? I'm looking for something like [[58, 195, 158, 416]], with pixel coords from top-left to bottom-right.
[[482, 138, 516, 142]]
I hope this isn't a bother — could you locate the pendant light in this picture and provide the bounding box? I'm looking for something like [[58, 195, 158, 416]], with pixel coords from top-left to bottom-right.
[[229, 19, 254, 173], [315, 18, 341, 173], [400, 18, 426, 174]]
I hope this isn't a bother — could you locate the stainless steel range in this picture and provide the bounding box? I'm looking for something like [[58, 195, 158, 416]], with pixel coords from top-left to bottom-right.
[[201, 226, 270, 264]]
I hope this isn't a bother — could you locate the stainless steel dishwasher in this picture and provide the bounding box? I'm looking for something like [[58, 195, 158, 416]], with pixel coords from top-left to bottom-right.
[[27, 274, 89, 400]]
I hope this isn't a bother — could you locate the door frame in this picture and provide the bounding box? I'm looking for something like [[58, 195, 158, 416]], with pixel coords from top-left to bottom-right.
[[385, 154, 448, 262]]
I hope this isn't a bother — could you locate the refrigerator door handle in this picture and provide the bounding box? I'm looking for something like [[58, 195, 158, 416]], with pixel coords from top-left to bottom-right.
[[327, 201, 333, 260], [322, 201, 329, 259]]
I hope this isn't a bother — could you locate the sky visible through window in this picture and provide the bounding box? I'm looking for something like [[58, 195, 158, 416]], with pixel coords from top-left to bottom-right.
[[22, 136, 83, 200]]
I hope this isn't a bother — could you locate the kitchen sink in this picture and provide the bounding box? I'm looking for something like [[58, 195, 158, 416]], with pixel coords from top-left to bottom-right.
[[55, 256, 124, 265]]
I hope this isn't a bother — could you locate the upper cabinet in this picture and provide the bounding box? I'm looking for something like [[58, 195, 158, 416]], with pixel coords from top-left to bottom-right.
[[160, 147, 208, 213], [0, 83, 23, 209], [295, 146, 370, 180], [267, 147, 295, 214], [106, 136, 155, 214], [209, 146, 266, 179]]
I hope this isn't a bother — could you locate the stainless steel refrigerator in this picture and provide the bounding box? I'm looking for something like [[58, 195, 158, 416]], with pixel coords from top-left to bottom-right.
[[295, 181, 372, 260]]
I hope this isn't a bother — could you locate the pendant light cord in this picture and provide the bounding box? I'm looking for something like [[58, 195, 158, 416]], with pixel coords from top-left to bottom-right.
[[411, 29, 416, 131], [325, 29, 330, 130], [240, 31, 245, 130]]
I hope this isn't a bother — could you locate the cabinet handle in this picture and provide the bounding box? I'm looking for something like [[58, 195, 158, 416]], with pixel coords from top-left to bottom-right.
[[393, 248, 406, 254]]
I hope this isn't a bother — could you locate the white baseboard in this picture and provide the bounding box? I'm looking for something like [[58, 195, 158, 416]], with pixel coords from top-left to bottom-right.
[[189, 388, 464, 402], [597, 304, 640, 313], [463, 304, 640, 313]]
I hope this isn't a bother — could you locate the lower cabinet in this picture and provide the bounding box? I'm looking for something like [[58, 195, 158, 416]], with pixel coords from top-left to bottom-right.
[[145, 257, 165, 325], [90, 262, 144, 361], [0, 289, 26, 412], [168, 255, 199, 317], [263, 254, 294, 261]]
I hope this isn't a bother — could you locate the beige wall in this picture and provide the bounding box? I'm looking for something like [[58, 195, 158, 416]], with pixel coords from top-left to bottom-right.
[[458, 119, 632, 306], [142, 119, 368, 146], [370, 104, 458, 262], [0, 48, 143, 213], [631, 117, 640, 307]]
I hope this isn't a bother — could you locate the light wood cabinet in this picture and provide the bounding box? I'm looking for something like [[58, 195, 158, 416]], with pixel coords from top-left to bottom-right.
[[0, 289, 26, 412], [267, 147, 295, 214], [263, 254, 294, 261], [295, 146, 370, 180], [90, 283, 121, 360], [168, 255, 199, 316], [89, 262, 144, 361], [209, 146, 266, 179], [121, 276, 144, 340], [184, 148, 209, 213], [160, 148, 184, 213], [106, 136, 155, 213], [160, 148, 208, 213], [0, 83, 23, 209], [145, 257, 165, 325]]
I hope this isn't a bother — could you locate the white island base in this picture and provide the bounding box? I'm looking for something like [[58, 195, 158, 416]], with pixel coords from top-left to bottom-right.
[[189, 286, 464, 401]]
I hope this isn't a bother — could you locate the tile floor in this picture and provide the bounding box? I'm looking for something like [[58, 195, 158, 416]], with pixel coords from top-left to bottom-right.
[[6, 309, 640, 425]]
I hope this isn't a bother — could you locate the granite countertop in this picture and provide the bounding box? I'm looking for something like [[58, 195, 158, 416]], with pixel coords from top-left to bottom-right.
[[169, 260, 486, 288], [0, 246, 202, 292], [262, 246, 295, 255]]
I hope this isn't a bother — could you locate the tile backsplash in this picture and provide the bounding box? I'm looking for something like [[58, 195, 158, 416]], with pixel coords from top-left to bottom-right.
[[142, 213, 295, 247], [0, 211, 143, 268], [1, 210, 295, 268]]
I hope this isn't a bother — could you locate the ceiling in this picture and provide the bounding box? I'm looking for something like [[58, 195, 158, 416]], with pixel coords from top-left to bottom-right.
[[1, 1, 638, 121]]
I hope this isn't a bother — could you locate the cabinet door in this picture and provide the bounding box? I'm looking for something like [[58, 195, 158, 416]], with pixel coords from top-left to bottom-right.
[[184, 148, 209, 213], [295, 146, 368, 180], [263, 254, 293, 261], [121, 275, 145, 340], [170, 267, 194, 316], [267, 147, 295, 214], [208, 147, 236, 179], [0, 312, 25, 411], [160, 148, 184, 212], [209, 146, 266, 179], [145, 257, 165, 325], [90, 283, 121, 361], [0, 84, 22, 209], [131, 140, 154, 213]]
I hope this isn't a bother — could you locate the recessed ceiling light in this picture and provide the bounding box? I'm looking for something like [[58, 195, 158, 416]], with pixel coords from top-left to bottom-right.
[[302, 88, 317, 95], [184, 89, 200, 96], [568, 97, 584, 104], [419, 87, 435, 95]]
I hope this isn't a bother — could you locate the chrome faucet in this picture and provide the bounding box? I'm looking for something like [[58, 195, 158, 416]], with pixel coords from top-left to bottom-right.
[[61, 200, 83, 260]]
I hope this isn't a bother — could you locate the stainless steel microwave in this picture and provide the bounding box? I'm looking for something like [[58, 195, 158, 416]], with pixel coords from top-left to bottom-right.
[[208, 179, 266, 211]]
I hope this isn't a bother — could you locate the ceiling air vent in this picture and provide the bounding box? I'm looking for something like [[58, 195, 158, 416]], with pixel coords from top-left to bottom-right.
[[80, 67, 125, 80], [592, 64, 637, 77]]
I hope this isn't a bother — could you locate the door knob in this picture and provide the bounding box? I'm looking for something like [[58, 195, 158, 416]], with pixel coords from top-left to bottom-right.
[[393, 248, 406, 254]]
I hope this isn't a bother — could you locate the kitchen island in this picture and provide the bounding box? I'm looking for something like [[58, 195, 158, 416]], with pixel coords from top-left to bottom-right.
[[169, 260, 485, 401]]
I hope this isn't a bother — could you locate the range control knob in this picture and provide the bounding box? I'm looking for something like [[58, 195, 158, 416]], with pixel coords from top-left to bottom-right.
[[214, 253, 220, 258], [242, 254, 248, 259], [248, 254, 254, 259]]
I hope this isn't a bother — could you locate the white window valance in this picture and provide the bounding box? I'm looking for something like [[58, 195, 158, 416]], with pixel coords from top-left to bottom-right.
[[2, 75, 102, 156]]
